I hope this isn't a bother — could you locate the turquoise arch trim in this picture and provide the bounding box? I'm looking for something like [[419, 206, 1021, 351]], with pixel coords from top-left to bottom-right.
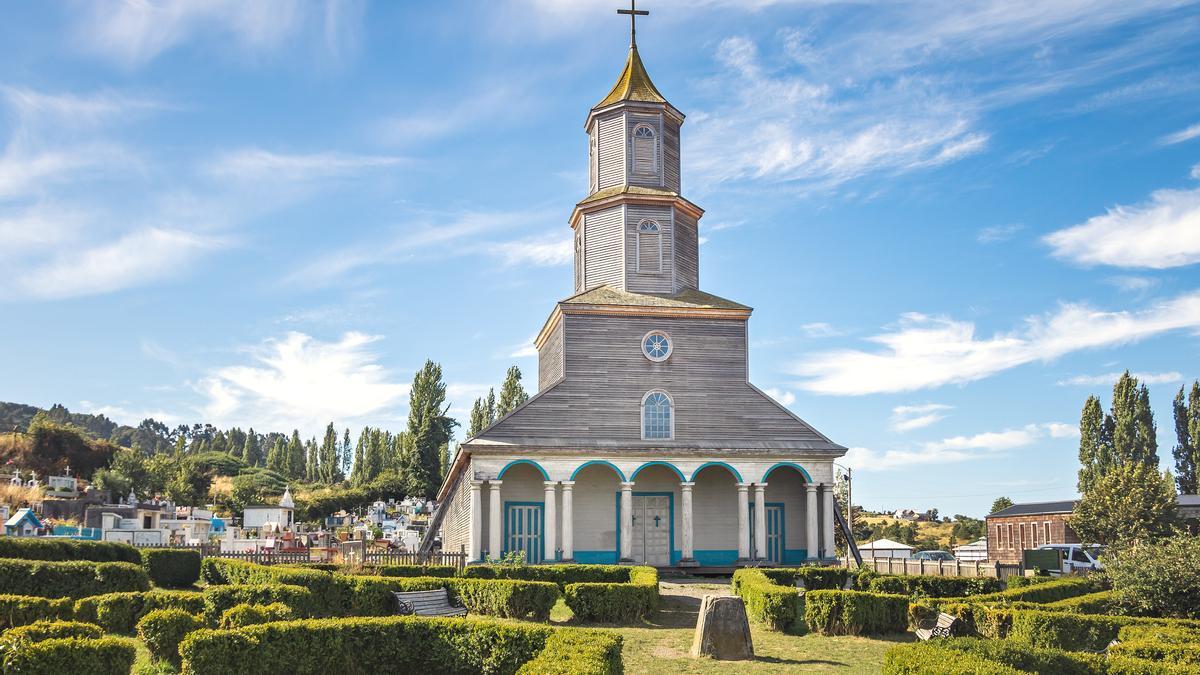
[[690, 461, 743, 482], [497, 459, 550, 481], [761, 461, 813, 483], [630, 461, 685, 482], [570, 460, 627, 482]]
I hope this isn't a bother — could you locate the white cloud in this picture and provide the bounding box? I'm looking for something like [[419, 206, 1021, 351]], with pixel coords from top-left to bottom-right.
[[1044, 187, 1200, 269], [800, 322, 842, 338], [845, 422, 1075, 471], [792, 289, 1200, 395], [977, 224, 1023, 244], [890, 403, 952, 432], [1160, 123, 1200, 146], [509, 337, 539, 359], [205, 149, 403, 182], [77, 401, 183, 428], [199, 331, 408, 436], [1105, 275, 1160, 294], [489, 235, 573, 267], [1057, 371, 1183, 386], [1192, 163, 1200, 180], [763, 388, 796, 407]]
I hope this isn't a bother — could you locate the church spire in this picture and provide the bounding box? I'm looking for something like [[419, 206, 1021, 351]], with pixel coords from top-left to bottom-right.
[[595, 45, 668, 109]]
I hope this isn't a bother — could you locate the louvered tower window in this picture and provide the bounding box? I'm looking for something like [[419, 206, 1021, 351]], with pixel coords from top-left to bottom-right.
[[637, 219, 662, 272], [632, 124, 657, 176]]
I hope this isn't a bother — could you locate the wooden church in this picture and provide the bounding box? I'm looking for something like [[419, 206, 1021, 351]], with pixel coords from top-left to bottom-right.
[[432, 10, 847, 569]]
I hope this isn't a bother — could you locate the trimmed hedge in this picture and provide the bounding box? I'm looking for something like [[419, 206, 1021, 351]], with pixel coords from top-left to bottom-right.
[[1, 636, 137, 675], [882, 638, 1102, 675], [805, 590, 908, 636], [757, 566, 851, 591], [0, 620, 102, 646], [73, 590, 204, 634], [218, 603, 294, 629], [1042, 590, 1116, 615], [371, 564, 458, 578], [141, 548, 202, 588], [1118, 623, 1200, 644], [883, 642, 1023, 674], [563, 566, 657, 624], [0, 538, 140, 564], [1005, 575, 1057, 589], [462, 564, 630, 587], [908, 601, 1013, 639], [866, 574, 1002, 598], [0, 559, 149, 599], [968, 576, 1102, 605], [1110, 641, 1200, 667], [137, 608, 203, 666], [731, 569, 804, 633], [0, 596, 75, 629], [201, 559, 342, 615], [450, 578, 560, 621], [515, 628, 623, 675], [201, 585, 316, 626], [180, 616, 563, 675], [1007, 609, 1200, 652]]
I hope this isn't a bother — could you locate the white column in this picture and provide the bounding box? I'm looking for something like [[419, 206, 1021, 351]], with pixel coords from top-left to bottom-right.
[[822, 482, 836, 559], [679, 482, 695, 564], [468, 480, 483, 562], [753, 483, 767, 561], [736, 483, 750, 560], [806, 483, 819, 561], [619, 481, 634, 561], [560, 481, 575, 562], [543, 481, 558, 562], [488, 480, 502, 561]]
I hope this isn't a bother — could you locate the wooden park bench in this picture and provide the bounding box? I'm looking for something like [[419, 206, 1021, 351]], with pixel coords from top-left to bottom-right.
[[915, 612, 960, 641], [393, 588, 467, 617]]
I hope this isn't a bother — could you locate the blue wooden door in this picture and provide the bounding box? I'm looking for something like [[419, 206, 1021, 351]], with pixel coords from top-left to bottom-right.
[[749, 503, 785, 563], [505, 503, 543, 564]]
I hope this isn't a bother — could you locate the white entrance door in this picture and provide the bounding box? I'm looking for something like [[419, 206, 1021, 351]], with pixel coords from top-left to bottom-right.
[[632, 495, 670, 566]]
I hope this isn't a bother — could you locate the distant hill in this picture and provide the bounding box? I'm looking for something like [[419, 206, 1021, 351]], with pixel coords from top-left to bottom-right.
[[0, 402, 120, 439]]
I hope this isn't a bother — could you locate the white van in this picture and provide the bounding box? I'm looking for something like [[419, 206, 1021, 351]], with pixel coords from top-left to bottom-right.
[[1036, 544, 1105, 573]]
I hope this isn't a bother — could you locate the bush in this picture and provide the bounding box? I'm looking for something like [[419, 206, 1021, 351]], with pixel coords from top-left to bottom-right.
[[0, 620, 102, 648], [1007, 609, 1200, 652], [731, 569, 804, 633], [1110, 641, 1200, 666], [462, 564, 630, 587], [563, 567, 657, 624], [218, 603, 294, 629], [882, 638, 1102, 675], [180, 616, 556, 675], [866, 574, 1003, 598], [0, 559, 149, 599], [334, 576, 447, 616], [1106, 535, 1200, 619], [1, 636, 137, 675], [1006, 575, 1056, 589], [804, 590, 908, 636], [371, 565, 458, 578], [756, 566, 850, 591], [73, 590, 204, 634], [137, 609, 203, 666], [0, 596, 75, 629], [0, 538, 140, 564], [1107, 657, 1200, 674], [201, 585, 316, 626], [967, 576, 1101, 605], [1043, 590, 1116, 615], [449, 578, 560, 621], [515, 628, 622, 675], [1118, 623, 1200, 644], [200, 559, 340, 614], [141, 549, 202, 588]]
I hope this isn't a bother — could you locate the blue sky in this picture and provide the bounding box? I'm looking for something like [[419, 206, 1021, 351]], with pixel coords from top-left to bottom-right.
[[2, 1, 1199, 517]]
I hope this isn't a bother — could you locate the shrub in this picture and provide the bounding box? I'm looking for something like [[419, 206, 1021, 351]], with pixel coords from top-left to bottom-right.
[[866, 574, 1003, 598], [882, 639, 1102, 675], [731, 569, 804, 633], [335, 576, 447, 616], [137, 609, 203, 666], [200, 559, 340, 614], [1, 636, 137, 675], [371, 565, 458, 578], [1106, 535, 1200, 619], [1006, 575, 1056, 589], [1007, 609, 1200, 652], [449, 578, 560, 621], [1107, 657, 1200, 674], [201, 585, 316, 626], [73, 590, 204, 634], [0, 620, 102, 648], [515, 628, 622, 675], [462, 564, 630, 587], [141, 549, 202, 588], [562, 566, 657, 624], [757, 566, 850, 591], [1110, 641, 1200, 666], [218, 603, 294, 629], [1043, 590, 1116, 615], [882, 642, 1023, 674], [0, 559, 149, 599], [179, 616, 556, 675], [0, 538, 140, 564], [1118, 623, 1200, 644], [804, 590, 908, 636], [967, 576, 1101, 605], [0, 596, 75, 629]]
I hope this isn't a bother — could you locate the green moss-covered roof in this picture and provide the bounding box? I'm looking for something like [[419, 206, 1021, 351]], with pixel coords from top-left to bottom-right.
[[595, 46, 668, 109], [562, 285, 750, 311]]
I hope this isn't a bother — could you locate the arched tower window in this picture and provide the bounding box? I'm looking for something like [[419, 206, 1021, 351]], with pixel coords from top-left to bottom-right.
[[642, 391, 673, 440], [632, 124, 657, 176], [637, 219, 662, 272]]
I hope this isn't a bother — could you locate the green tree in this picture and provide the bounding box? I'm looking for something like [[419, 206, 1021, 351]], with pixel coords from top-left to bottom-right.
[[1110, 371, 1159, 467], [468, 398, 486, 437], [351, 428, 367, 486], [286, 431, 304, 480], [1078, 395, 1108, 493], [1172, 381, 1200, 495], [403, 360, 458, 498], [1070, 462, 1179, 545], [265, 437, 287, 474], [485, 389, 496, 426], [210, 431, 229, 455], [342, 428, 353, 477], [241, 428, 261, 467], [305, 438, 318, 482], [497, 366, 529, 418], [1106, 534, 1200, 619], [989, 496, 1014, 514], [319, 423, 340, 484]]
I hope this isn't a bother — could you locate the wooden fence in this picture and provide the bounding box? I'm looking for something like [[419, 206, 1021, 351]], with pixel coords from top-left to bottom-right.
[[855, 557, 1023, 579], [338, 541, 467, 570]]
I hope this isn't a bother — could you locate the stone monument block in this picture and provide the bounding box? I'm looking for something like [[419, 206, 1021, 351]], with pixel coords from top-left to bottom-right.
[[690, 594, 754, 660]]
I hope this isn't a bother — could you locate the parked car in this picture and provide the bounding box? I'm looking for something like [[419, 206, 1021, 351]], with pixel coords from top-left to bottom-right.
[[912, 550, 955, 562], [1036, 544, 1106, 572]]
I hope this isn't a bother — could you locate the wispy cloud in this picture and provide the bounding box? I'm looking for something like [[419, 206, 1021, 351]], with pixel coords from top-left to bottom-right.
[[204, 149, 404, 182], [1044, 186, 1200, 269], [509, 336, 539, 359], [977, 224, 1023, 244], [799, 322, 842, 338], [890, 403, 952, 432], [1057, 371, 1183, 387], [1105, 275, 1160, 295], [489, 235, 573, 267], [763, 387, 796, 407], [1160, 123, 1200, 146], [791, 289, 1200, 395], [199, 331, 408, 436], [845, 421, 1076, 471]]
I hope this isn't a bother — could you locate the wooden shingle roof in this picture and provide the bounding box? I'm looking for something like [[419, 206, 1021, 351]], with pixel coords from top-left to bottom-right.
[[595, 46, 668, 109], [562, 285, 750, 311]]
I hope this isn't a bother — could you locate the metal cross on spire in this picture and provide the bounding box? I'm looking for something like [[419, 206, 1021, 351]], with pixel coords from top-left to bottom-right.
[[617, 0, 649, 48]]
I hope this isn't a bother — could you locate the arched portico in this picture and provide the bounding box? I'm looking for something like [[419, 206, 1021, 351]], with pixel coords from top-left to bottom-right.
[[691, 462, 741, 565], [567, 461, 624, 564]]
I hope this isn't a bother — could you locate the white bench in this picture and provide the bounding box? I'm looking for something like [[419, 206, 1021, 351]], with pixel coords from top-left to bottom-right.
[[393, 588, 467, 617], [915, 612, 960, 641]]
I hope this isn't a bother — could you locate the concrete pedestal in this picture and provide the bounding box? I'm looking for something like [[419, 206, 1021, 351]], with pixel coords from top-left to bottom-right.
[[690, 595, 754, 661]]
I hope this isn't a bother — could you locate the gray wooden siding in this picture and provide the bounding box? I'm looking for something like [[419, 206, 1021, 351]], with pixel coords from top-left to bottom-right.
[[626, 113, 662, 188], [596, 113, 625, 191], [624, 204, 674, 294], [582, 206, 624, 291], [537, 317, 565, 392], [673, 208, 700, 291], [663, 118, 681, 193], [477, 314, 834, 448], [441, 467, 471, 553]]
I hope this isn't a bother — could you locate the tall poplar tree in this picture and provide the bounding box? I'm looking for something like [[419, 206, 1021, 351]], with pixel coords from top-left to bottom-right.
[[1173, 381, 1200, 495], [351, 428, 367, 486], [342, 428, 353, 477], [319, 423, 339, 484], [286, 431, 304, 480], [404, 360, 458, 498], [1078, 396, 1107, 493], [1110, 371, 1159, 467], [468, 398, 486, 437], [266, 437, 287, 474], [497, 366, 529, 417], [241, 428, 261, 466], [485, 389, 496, 426]]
